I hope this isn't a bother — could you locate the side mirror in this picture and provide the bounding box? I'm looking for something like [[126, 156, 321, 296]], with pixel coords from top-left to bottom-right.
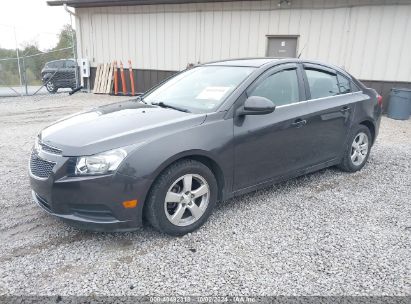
[[237, 96, 276, 116]]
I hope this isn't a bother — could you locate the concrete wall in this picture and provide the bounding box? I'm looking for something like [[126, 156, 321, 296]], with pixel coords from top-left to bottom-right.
[[75, 0, 411, 83]]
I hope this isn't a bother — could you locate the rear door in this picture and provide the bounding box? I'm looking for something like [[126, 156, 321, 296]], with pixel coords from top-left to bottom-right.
[[301, 63, 356, 164]]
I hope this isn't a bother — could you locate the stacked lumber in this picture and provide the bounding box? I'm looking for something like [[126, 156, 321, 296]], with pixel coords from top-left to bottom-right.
[[92, 62, 114, 94]]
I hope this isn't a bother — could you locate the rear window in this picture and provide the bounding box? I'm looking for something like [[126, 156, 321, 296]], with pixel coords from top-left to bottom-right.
[[337, 74, 351, 94], [350, 80, 361, 92]]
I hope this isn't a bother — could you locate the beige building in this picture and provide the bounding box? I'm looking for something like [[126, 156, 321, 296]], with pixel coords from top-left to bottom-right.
[[48, 0, 411, 103]]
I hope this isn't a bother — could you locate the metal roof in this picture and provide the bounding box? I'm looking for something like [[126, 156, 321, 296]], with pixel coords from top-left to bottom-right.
[[47, 0, 239, 7], [47, 0, 411, 8]]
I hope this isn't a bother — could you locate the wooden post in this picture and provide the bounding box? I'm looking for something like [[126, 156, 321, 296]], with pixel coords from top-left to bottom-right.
[[114, 61, 119, 95]]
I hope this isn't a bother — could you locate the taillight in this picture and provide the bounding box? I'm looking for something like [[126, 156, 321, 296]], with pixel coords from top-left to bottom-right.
[[377, 94, 383, 107]]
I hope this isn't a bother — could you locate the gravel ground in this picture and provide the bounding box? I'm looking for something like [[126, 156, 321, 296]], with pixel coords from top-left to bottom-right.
[[0, 92, 410, 296]]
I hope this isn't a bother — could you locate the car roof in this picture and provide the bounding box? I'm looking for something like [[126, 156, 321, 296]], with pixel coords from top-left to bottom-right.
[[205, 58, 281, 67], [46, 59, 74, 63], [204, 57, 351, 78]]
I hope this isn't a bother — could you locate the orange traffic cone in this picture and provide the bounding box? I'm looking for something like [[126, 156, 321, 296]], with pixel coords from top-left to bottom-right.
[[120, 61, 127, 95], [128, 60, 135, 96]]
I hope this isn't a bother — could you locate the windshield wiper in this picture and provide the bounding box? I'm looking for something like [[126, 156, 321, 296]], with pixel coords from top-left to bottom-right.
[[134, 95, 147, 104], [151, 101, 190, 113]]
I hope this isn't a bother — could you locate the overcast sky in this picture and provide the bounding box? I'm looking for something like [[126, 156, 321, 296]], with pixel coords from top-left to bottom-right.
[[0, 0, 71, 51]]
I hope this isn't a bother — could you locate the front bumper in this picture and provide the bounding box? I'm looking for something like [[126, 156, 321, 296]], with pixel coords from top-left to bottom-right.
[[29, 149, 151, 232], [32, 191, 138, 232]]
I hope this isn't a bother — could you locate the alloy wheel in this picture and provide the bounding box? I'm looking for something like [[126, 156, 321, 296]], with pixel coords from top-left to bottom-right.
[[351, 132, 369, 166], [46, 82, 55, 92], [164, 174, 210, 227]]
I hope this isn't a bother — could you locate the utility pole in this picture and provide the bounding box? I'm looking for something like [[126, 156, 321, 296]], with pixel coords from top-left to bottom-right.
[[64, 4, 82, 90], [14, 26, 23, 96], [69, 15, 79, 88], [22, 57, 28, 96]]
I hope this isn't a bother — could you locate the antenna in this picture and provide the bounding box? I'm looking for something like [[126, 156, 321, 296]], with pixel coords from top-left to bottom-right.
[[297, 42, 307, 58]]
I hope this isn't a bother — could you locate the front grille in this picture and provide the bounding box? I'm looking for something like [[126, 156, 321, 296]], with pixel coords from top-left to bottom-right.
[[30, 153, 55, 178], [40, 142, 62, 155]]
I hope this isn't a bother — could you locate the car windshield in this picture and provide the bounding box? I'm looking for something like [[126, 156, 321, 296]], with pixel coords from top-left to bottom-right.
[[144, 66, 255, 113]]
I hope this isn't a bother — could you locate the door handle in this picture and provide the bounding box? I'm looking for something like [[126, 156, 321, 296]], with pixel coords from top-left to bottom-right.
[[340, 106, 350, 113], [291, 119, 307, 128]]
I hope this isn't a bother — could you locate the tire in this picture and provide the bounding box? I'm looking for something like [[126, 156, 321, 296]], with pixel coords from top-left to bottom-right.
[[45, 81, 57, 93], [338, 125, 372, 172], [145, 159, 218, 236]]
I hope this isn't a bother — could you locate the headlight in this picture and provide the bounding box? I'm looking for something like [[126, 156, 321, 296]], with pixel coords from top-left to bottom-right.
[[34, 136, 40, 152], [75, 148, 127, 175]]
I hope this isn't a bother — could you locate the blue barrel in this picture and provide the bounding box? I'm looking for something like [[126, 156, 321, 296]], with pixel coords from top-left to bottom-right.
[[387, 88, 411, 120]]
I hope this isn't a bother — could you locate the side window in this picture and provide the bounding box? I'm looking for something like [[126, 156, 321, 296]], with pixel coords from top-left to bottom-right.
[[351, 80, 361, 92], [54, 61, 65, 69], [66, 60, 76, 68], [305, 69, 339, 99], [249, 69, 299, 106], [337, 74, 351, 94]]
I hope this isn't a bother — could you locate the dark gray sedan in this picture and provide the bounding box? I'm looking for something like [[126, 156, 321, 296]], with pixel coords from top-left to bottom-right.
[[29, 58, 382, 235]]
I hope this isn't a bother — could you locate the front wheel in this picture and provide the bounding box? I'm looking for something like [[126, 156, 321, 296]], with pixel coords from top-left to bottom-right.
[[338, 125, 372, 172], [145, 159, 218, 236], [45, 80, 57, 93]]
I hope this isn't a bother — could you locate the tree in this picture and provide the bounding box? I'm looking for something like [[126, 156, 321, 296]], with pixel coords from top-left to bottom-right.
[[0, 48, 21, 86], [0, 24, 76, 86], [53, 24, 76, 59], [21, 42, 44, 85]]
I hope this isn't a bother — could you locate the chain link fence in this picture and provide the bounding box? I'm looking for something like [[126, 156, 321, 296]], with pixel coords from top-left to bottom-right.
[[0, 47, 79, 97]]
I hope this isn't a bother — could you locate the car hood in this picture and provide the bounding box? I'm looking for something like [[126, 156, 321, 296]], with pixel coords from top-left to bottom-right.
[[40, 100, 207, 156]]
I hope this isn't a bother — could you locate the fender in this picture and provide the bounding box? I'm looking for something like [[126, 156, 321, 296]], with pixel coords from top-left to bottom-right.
[[42, 72, 53, 82], [151, 149, 225, 179]]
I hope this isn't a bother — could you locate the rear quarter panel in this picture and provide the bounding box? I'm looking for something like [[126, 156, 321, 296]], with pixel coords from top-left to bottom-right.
[[351, 87, 382, 142]]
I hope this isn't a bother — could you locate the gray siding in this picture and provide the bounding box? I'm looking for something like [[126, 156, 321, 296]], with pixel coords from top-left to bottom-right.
[[75, 0, 411, 82]]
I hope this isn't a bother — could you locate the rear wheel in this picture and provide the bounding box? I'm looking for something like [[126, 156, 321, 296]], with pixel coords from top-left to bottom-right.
[[46, 81, 57, 93], [145, 159, 218, 236], [338, 125, 371, 172]]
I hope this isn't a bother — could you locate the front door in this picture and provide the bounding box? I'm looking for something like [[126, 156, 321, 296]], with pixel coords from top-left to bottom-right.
[[233, 64, 312, 191], [266, 36, 298, 58]]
